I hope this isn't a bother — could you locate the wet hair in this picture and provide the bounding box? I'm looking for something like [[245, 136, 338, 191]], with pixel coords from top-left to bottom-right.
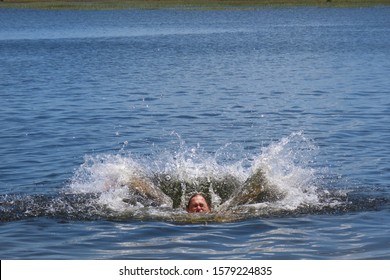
[[186, 193, 211, 210]]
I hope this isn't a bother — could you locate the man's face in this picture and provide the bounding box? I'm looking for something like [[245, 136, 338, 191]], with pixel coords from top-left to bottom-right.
[[187, 195, 210, 213]]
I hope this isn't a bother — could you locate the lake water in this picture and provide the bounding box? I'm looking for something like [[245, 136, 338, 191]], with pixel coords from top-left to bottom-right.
[[0, 7, 390, 260]]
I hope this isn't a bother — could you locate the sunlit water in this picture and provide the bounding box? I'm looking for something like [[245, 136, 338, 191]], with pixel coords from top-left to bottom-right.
[[0, 7, 389, 259]]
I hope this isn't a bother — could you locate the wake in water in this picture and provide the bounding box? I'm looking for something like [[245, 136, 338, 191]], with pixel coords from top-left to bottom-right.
[[1, 132, 388, 223]]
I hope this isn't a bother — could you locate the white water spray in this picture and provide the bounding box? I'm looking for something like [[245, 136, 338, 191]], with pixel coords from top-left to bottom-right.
[[68, 132, 322, 214]]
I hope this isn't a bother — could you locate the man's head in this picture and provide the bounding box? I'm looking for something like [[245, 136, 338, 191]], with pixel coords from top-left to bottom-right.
[[186, 193, 211, 213]]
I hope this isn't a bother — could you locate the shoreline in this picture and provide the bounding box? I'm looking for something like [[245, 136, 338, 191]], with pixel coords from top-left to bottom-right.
[[1, 0, 390, 10]]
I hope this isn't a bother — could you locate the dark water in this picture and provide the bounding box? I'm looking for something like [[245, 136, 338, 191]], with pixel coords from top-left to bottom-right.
[[0, 7, 390, 259]]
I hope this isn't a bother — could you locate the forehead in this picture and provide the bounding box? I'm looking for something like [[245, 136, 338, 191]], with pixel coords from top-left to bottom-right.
[[190, 195, 207, 204]]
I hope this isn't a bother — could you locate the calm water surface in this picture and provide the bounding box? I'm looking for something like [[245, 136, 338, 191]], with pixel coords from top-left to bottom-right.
[[0, 7, 390, 259]]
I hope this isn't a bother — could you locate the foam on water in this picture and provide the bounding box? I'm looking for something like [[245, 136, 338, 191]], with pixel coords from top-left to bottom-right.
[[250, 131, 321, 210], [66, 132, 322, 215], [2, 132, 386, 222], [150, 133, 249, 182]]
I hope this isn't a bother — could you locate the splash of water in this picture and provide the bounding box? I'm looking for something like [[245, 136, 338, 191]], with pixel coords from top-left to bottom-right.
[[67, 132, 322, 215], [2, 132, 385, 223], [250, 131, 321, 210]]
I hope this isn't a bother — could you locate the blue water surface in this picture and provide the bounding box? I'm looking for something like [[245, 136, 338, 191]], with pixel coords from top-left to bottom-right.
[[0, 7, 390, 259]]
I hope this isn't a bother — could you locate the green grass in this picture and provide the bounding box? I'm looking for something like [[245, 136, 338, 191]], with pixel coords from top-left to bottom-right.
[[1, 0, 389, 10]]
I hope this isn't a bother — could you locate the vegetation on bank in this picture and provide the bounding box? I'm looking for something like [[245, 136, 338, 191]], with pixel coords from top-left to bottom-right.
[[0, 0, 389, 10]]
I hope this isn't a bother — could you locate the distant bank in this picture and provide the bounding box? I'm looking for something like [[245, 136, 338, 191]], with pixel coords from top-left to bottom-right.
[[1, 0, 390, 10]]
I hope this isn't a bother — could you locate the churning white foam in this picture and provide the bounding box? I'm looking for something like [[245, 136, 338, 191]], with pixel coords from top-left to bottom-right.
[[68, 132, 322, 212], [152, 142, 248, 184], [68, 154, 151, 211], [251, 131, 320, 209]]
